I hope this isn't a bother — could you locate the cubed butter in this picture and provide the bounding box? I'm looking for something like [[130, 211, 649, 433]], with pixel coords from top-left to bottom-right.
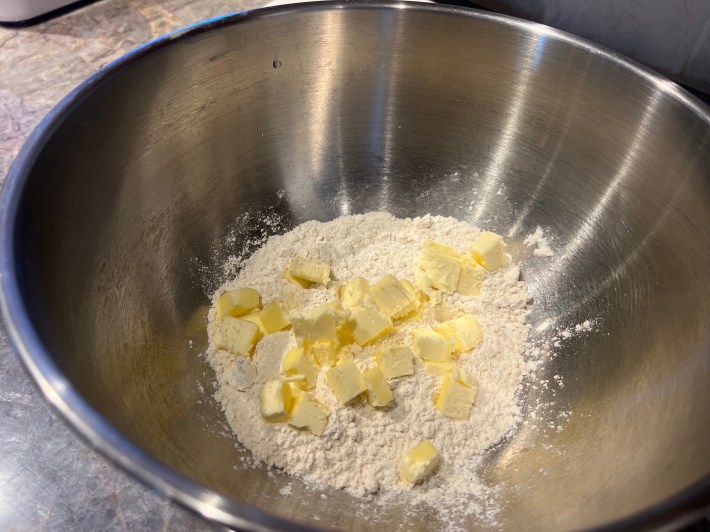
[[240, 310, 267, 335], [435, 373, 477, 420], [399, 441, 441, 485], [436, 314, 483, 353], [376, 345, 415, 379], [325, 360, 367, 403], [451, 366, 479, 390], [336, 322, 355, 346], [419, 241, 462, 293], [348, 306, 394, 346], [363, 367, 394, 407], [471, 231, 508, 271], [423, 361, 454, 375], [216, 317, 261, 357], [339, 277, 370, 308], [259, 379, 292, 422], [308, 340, 339, 367], [259, 299, 292, 333], [412, 328, 451, 362], [283, 270, 312, 289], [216, 287, 261, 318], [337, 346, 355, 363], [288, 394, 330, 436], [290, 303, 348, 345], [282, 347, 319, 389], [456, 260, 487, 296], [413, 271, 441, 304], [371, 275, 419, 320], [285, 256, 331, 286]]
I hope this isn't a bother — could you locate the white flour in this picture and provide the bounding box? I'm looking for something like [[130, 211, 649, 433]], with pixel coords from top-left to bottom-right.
[[206, 213, 538, 526], [524, 226, 554, 257]]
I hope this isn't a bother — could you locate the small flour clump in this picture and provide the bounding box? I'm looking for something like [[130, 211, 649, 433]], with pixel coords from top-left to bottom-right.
[[206, 213, 535, 525], [524, 226, 554, 257]]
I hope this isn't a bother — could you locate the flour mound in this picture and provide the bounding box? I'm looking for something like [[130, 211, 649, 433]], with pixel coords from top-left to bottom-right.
[[206, 212, 536, 525]]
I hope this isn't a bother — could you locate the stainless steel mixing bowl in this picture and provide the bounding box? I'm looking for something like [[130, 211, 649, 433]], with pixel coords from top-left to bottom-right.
[[1, 2, 709, 530]]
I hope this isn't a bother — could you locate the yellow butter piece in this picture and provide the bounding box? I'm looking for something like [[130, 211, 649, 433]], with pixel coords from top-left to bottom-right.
[[325, 360, 367, 403], [290, 303, 349, 345], [399, 441, 440, 485], [456, 260, 487, 296], [339, 277, 370, 308], [288, 393, 330, 436], [216, 287, 261, 318], [336, 322, 355, 346], [307, 340, 339, 367], [423, 361, 454, 375], [371, 275, 420, 320], [363, 367, 394, 407], [435, 373, 477, 419], [451, 366, 479, 390], [376, 345, 415, 379], [283, 270, 312, 289], [259, 379, 292, 422], [348, 306, 394, 346], [286, 256, 331, 286], [286, 379, 306, 399], [282, 347, 319, 389], [412, 328, 451, 362], [259, 299, 292, 333], [413, 271, 440, 304], [337, 346, 355, 363], [419, 241, 462, 293], [216, 317, 261, 357], [240, 310, 267, 335], [436, 314, 483, 353], [471, 231, 508, 271]]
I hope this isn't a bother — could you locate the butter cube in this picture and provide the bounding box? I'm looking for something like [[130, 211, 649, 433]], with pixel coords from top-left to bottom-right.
[[435, 374, 477, 419], [376, 345, 414, 379], [288, 394, 330, 436], [436, 314, 483, 353], [339, 277, 370, 308], [240, 310, 267, 335], [423, 361, 454, 375], [283, 270, 312, 289], [413, 271, 441, 304], [259, 299, 291, 333], [290, 303, 348, 345], [282, 348, 319, 389], [363, 367, 394, 407], [456, 260, 487, 296], [399, 441, 440, 485], [336, 323, 355, 346], [412, 328, 451, 362], [471, 231, 508, 271], [285, 256, 331, 286], [216, 287, 261, 318], [371, 275, 419, 320], [419, 241, 462, 293], [451, 366, 479, 390], [216, 317, 261, 357], [326, 360, 367, 403], [348, 306, 394, 346], [308, 340, 339, 367], [337, 346, 355, 363], [259, 379, 292, 422]]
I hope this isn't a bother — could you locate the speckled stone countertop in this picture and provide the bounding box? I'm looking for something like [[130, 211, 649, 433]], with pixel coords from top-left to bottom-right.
[[0, 2, 263, 530]]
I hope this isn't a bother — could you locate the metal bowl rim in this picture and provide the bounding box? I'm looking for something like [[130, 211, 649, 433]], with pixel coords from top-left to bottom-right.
[[0, 2, 708, 530]]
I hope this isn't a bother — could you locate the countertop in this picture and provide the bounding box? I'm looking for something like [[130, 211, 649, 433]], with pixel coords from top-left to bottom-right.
[[0, 2, 262, 530]]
